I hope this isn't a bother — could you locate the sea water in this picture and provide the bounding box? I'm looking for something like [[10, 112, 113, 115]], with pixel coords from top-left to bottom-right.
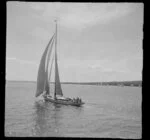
[[5, 81, 142, 138]]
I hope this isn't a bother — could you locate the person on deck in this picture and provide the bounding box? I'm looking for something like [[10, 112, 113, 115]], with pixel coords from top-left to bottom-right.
[[73, 98, 75, 103], [75, 98, 77, 103], [78, 98, 80, 104], [78, 97, 80, 103], [79, 98, 82, 103], [77, 97, 79, 104]]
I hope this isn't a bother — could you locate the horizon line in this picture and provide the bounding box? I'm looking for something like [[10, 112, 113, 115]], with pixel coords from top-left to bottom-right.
[[6, 80, 142, 83]]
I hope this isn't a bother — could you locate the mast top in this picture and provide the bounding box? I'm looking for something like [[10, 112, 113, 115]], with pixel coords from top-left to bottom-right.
[[54, 19, 57, 23]]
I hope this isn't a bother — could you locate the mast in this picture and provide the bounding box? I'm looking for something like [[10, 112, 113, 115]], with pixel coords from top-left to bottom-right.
[[54, 19, 57, 99], [54, 19, 63, 99]]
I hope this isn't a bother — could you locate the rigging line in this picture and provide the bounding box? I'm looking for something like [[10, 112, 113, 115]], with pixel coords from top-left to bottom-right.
[[54, 19, 57, 99]]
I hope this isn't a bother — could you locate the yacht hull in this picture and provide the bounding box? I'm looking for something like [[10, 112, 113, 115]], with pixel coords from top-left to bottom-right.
[[44, 96, 84, 107]]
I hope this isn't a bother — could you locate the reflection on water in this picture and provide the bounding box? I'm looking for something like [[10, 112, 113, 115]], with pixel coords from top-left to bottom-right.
[[5, 82, 141, 138], [32, 100, 83, 137], [32, 101, 49, 136]]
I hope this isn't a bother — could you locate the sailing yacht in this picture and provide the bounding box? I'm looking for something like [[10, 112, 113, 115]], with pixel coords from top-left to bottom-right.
[[35, 21, 84, 107]]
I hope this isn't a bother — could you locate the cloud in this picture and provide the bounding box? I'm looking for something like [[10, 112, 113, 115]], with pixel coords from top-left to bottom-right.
[[30, 3, 135, 30], [6, 57, 38, 66], [30, 3, 45, 11], [88, 64, 129, 73], [59, 59, 130, 74], [30, 27, 52, 41], [86, 58, 132, 74], [88, 64, 104, 69], [59, 3, 132, 29], [6, 57, 17, 60]]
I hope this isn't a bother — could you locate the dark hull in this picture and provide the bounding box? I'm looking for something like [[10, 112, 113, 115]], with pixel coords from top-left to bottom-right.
[[44, 96, 85, 107]]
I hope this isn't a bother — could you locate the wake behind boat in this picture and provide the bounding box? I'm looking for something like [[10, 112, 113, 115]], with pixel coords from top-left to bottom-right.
[[35, 20, 84, 107]]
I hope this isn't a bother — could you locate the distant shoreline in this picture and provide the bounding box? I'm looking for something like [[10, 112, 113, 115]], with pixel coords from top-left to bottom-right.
[[6, 80, 142, 87]]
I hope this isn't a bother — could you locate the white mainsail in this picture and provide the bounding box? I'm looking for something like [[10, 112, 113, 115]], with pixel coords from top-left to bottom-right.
[[35, 35, 54, 97], [44, 37, 55, 95], [36, 21, 63, 98]]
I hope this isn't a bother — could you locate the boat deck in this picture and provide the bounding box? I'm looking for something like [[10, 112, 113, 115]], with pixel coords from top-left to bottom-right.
[[44, 96, 84, 107]]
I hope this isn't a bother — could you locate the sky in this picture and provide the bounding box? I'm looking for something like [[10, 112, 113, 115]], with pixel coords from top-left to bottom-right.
[[6, 2, 143, 82]]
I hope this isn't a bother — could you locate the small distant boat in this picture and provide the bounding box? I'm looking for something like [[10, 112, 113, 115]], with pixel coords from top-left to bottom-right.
[[35, 20, 84, 107]]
